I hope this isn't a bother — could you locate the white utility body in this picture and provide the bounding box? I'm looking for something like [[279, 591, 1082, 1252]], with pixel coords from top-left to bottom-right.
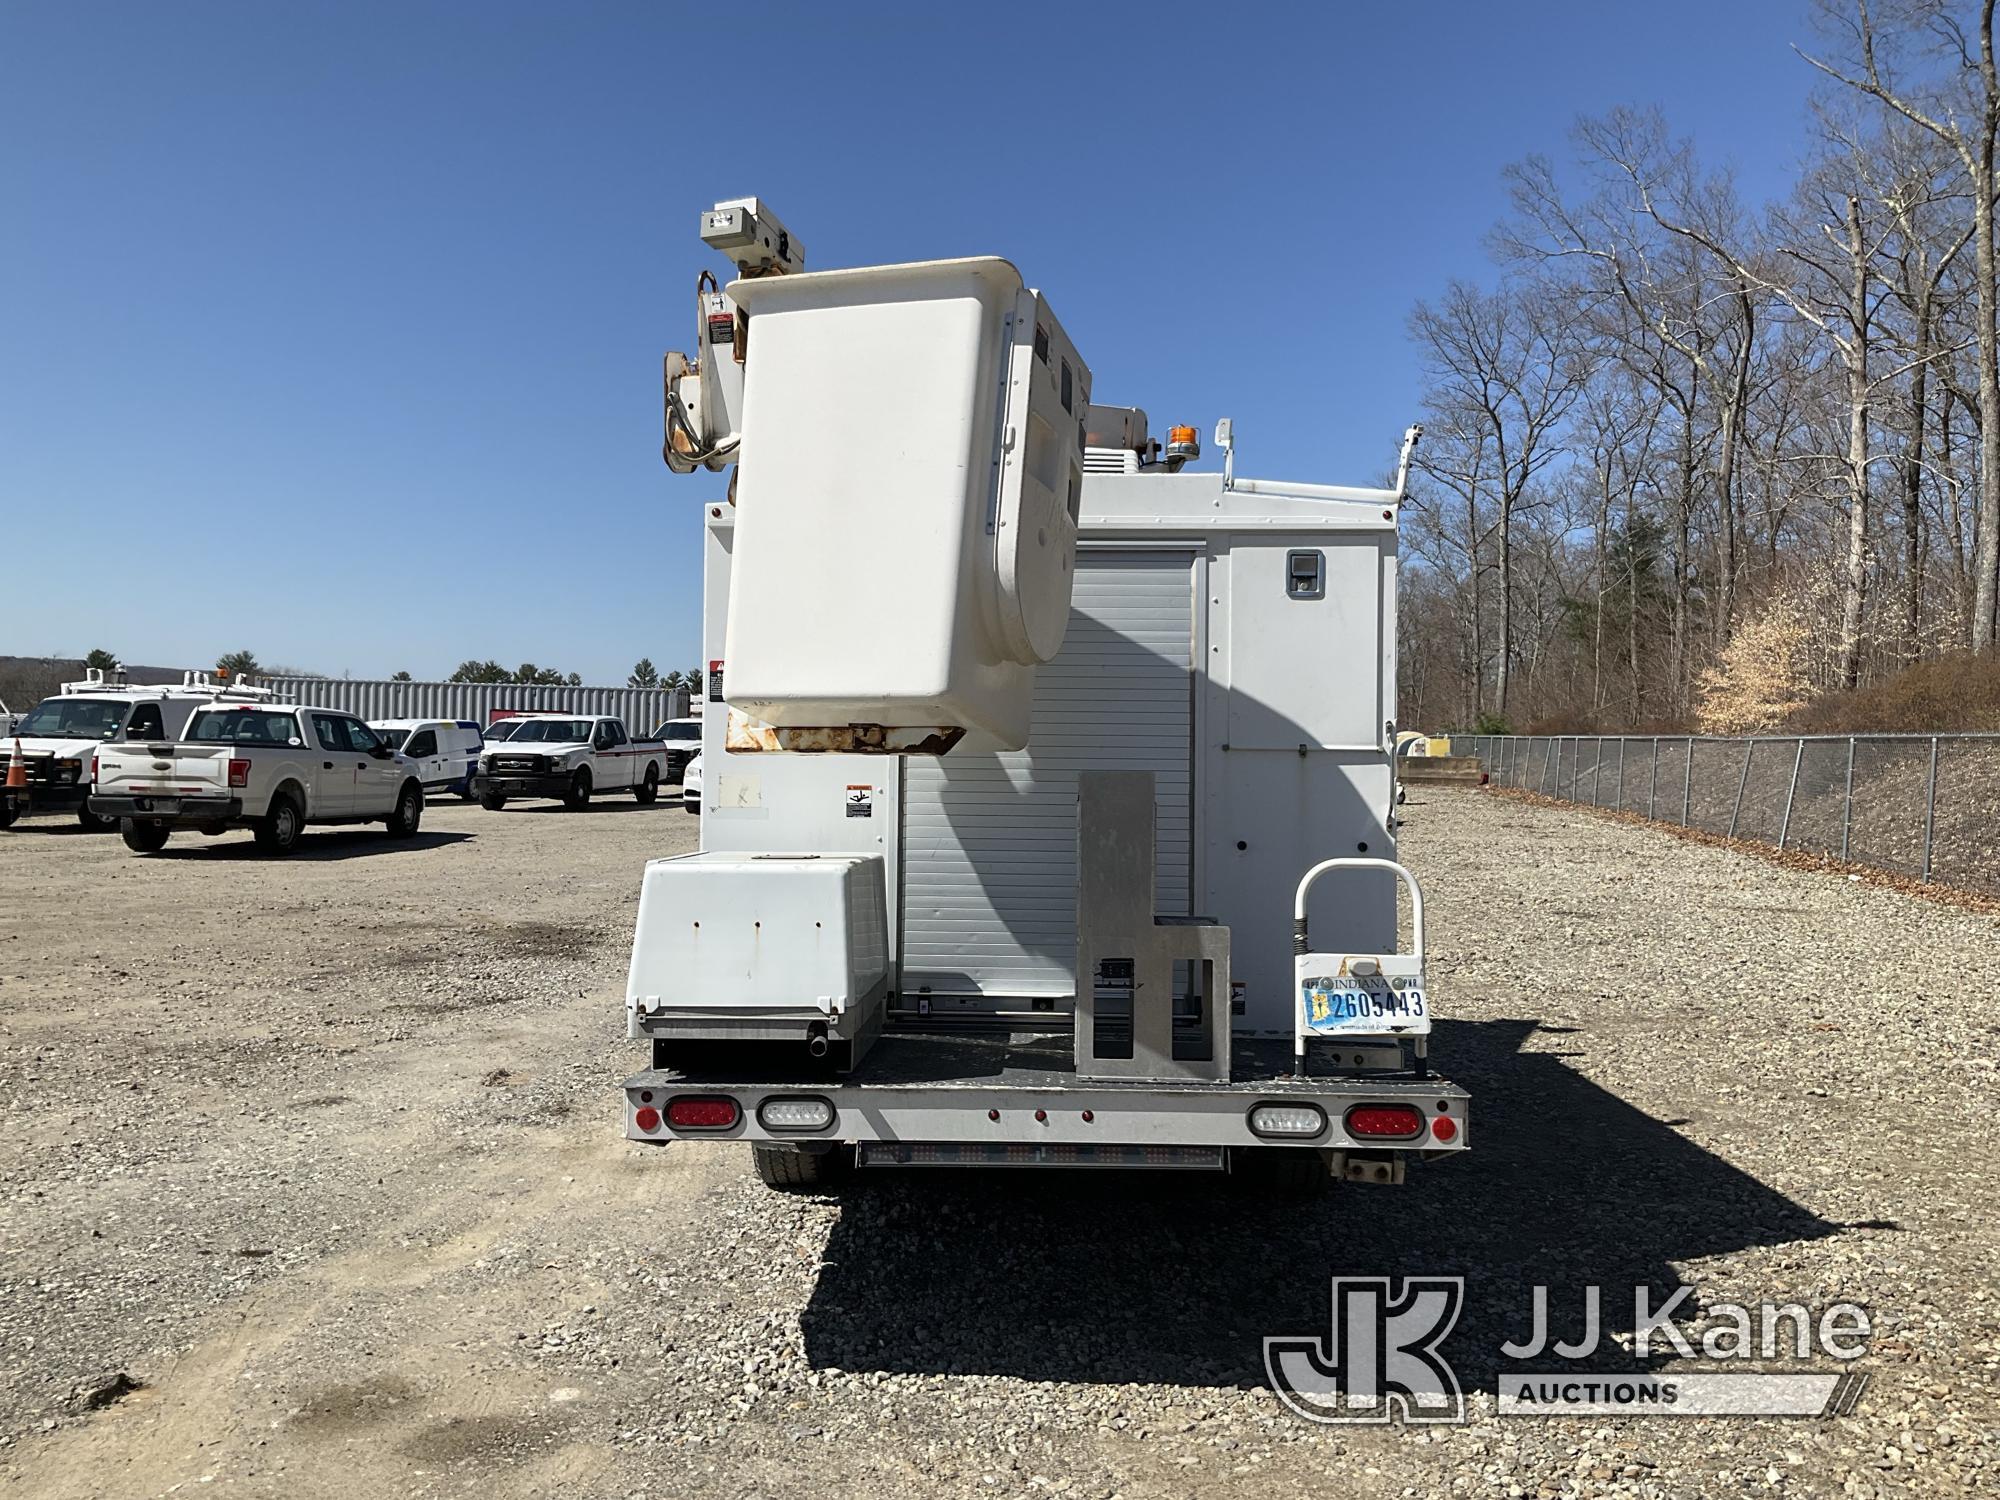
[[625, 199, 1459, 1192], [2, 669, 279, 831]]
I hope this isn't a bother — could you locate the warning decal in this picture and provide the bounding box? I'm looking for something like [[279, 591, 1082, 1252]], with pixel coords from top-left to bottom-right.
[[845, 785, 873, 818]]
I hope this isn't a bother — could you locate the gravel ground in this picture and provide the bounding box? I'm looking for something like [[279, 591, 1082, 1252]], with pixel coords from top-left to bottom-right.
[[3, 788, 1998, 1498]]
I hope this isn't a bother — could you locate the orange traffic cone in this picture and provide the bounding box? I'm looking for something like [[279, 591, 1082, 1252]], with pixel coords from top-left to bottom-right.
[[5, 739, 24, 790]]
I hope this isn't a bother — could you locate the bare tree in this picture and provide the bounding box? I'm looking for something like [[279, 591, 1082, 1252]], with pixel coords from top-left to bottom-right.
[[1410, 281, 1587, 716], [1802, 0, 2000, 646]]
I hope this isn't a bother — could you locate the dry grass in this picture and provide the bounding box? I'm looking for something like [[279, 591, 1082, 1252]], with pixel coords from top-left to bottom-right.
[[1789, 649, 2000, 734]]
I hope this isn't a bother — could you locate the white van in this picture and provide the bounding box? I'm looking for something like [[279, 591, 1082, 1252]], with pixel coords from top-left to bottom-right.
[[368, 719, 484, 799]]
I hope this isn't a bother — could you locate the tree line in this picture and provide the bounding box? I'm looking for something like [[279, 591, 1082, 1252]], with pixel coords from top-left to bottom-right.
[[54, 650, 698, 693], [1401, 0, 2000, 735]]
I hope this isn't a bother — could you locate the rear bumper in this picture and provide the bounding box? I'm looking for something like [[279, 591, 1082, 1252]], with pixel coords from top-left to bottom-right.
[[88, 794, 242, 824], [620, 1064, 1472, 1160]]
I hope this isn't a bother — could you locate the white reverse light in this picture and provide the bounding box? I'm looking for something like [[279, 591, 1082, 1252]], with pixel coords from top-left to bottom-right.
[[1248, 1103, 1327, 1138], [757, 1096, 835, 1132]]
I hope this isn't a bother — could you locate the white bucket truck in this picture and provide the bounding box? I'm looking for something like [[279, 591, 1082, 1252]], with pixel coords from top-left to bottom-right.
[[622, 200, 1462, 1192]]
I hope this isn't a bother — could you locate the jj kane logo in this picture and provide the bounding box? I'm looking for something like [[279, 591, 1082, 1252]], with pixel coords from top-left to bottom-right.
[[1266, 1279, 1872, 1423], [1264, 1277, 1466, 1424]]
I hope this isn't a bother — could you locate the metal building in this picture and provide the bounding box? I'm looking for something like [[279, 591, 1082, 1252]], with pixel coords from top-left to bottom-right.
[[262, 677, 690, 730]]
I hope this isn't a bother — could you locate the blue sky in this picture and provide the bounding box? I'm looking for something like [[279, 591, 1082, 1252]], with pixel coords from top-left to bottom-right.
[[2, 1, 1823, 684]]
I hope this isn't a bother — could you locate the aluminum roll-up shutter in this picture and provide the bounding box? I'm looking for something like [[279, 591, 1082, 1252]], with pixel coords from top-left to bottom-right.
[[899, 548, 1195, 1002]]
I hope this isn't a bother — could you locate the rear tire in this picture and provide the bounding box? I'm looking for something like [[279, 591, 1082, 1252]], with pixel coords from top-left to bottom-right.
[[459, 780, 479, 801], [387, 781, 423, 838], [634, 766, 659, 804], [562, 769, 592, 811], [479, 791, 507, 811], [255, 793, 304, 855], [77, 806, 117, 833], [198, 821, 229, 836], [752, 1144, 848, 1191], [682, 799, 699, 815], [121, 818, 170, 854]]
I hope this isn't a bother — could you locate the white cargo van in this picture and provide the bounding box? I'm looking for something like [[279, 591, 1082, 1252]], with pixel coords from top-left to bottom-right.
[[369, 719, 484, 799]]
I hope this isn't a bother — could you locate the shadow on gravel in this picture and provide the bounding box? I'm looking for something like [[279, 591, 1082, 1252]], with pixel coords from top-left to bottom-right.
[[148, 830, 475, 861], [480, 799, 679, 816], [799, 1016, 1840, 1391]]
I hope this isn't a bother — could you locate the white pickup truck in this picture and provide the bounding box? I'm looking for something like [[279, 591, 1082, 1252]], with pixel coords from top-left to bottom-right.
[[472, 714, 666, 811], [89, 703, 426, 855]]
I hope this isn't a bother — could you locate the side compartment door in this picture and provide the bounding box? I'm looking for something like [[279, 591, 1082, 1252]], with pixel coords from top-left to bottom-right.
[[899, 548, 1197, 1006]]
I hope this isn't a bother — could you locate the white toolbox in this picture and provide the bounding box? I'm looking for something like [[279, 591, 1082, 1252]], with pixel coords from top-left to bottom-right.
[[625, 851, 889, 1063]]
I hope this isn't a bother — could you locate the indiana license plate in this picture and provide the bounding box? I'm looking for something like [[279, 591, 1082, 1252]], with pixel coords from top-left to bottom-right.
[[1299, 975, 1430, 1034]]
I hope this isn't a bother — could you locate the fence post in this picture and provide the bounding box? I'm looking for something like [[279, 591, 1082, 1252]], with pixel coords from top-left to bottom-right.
[[1649, 736, 1660, 820], [1615, 738, 1626, 812], [1728, 737, 1755, 838], [1922, 736, 1940, 883], [1682, 738, 1694, 827], [1841, 737, 1855, 859], [1592, 738, 1603, 807], [1777, 737, 1804, 850]]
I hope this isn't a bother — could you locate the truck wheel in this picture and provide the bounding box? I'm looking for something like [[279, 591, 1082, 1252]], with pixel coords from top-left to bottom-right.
[[479, 790, 507, 811], [121, 818, 171, 854], [387, 781, 423, 838], [0, 803, 17, 830], [77, 806, 117, 833], [255, 793, 304, 855], [634, 766, 659, 804], [1234, 1147, 1332, 1196], [682, 798, 699, 815], [198, 822, 230, 836], [752, 1144, 847, 1192], [562, 769, 592, 810], [459, 780, 479, 802]]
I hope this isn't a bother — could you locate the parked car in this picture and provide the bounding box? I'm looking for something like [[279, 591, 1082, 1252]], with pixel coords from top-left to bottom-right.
[[472, 714, 666, 811], [652, 716, 703, 783], [2, 669, 282, 831], [369, 719, 484, 799], [681, 750, 702, 814], [90, 703, 424, 855]]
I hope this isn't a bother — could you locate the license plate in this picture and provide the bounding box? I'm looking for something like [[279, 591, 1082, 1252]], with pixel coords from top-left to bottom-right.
[[1299, 975, 1430, 1034], [136, 798, 181, 815]]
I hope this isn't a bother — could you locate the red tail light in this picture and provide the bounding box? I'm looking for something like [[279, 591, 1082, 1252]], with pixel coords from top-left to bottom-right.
[[90, 756, 100, 786], [228, 758, 251, 789], [666, 1096, 740, 1130], [1345, 1104, 1423, 1139]]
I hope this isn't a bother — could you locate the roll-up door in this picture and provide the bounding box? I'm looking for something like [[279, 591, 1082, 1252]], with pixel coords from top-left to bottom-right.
[[899, 549, 1195, 1002]]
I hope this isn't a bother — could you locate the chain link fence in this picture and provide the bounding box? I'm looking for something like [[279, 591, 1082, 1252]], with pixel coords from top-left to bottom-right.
[[1457, 734, 2000, 898]]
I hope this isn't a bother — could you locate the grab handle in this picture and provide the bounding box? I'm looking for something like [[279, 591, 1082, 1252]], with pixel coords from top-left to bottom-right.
[[1292, 857, 1424, 963]]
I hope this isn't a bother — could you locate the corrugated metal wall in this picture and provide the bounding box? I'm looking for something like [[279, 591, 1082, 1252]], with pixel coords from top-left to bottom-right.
[[262, 678, 690, 729]]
